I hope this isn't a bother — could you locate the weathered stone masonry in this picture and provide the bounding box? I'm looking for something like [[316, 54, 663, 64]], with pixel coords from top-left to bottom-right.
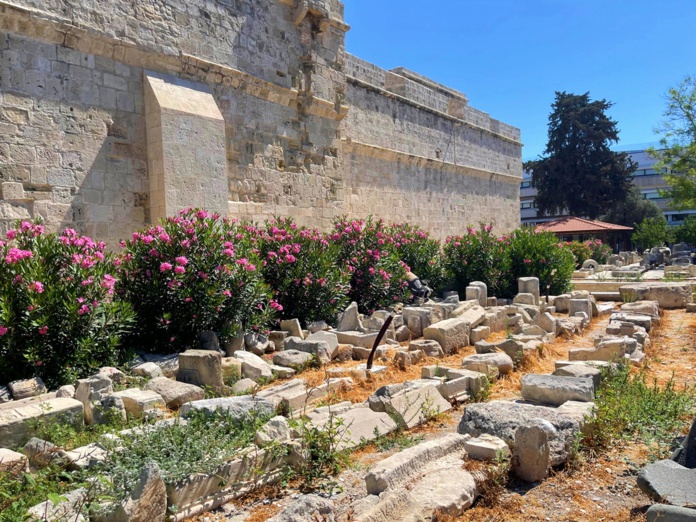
[[0, 0, 522, 243]]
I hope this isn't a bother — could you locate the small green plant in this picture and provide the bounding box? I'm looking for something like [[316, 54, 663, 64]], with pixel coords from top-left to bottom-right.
[[418, 394, 442, 423], [285, 415, 351, 490], [373, 428, 424, 452], [472, 379, 492, 403], [584, 364, 696, 458]]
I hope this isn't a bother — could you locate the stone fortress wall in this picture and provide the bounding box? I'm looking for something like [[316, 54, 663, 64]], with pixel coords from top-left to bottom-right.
[[0, 0, 522, 244]]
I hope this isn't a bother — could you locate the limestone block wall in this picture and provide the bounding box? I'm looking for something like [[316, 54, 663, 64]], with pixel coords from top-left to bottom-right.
[[0, 30, 148, 241], [0, 0, 521, 244]]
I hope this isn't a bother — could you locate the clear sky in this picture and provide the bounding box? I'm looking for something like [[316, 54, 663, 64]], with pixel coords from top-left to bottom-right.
[[344, 0, 696, 160]]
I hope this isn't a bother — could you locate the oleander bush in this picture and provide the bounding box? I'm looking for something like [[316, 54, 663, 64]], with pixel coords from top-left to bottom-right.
[[0, 221, 134, 388], [503, 227, 576, 296], [330, 216, 409, 314], [387, 223, 447, 293], [115, 209, 273, 354], [248, 218, 350, 327], [564, 241, 593, 268], [443, 224, 510, 297], [586, 238, 613, 264]]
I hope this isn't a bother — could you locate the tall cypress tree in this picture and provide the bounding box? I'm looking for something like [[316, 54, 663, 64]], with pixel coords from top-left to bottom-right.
[[526, 92, 637, 219]]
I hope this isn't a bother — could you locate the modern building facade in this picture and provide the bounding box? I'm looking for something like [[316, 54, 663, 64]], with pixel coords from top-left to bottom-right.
[[520, 149, 696, 227]]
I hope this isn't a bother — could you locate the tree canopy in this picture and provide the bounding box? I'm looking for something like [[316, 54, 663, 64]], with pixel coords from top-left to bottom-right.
[[632, 216, 672, 251], [649, 75, 696, 210], [526, 92, 637, 219], [600, 185, 663, 228]]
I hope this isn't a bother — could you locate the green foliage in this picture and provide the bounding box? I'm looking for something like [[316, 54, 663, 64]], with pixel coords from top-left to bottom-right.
[[0, 466, 86, 522], [601, 185, 664, 228], [564, 241, 592, 268], [632, 216, 672, 251], [649, 75, 696, 210], [585, 365, 696, 457], [330, 216, 409, 314], [248, 218, 350, 327], [372, 429, 424, 452], [0, 221, 134, 388], [527, 91, 637, 219], [674, 216, 696, 245], [116, 209, 273, 354], [503, 228, 576, 296], [287, 416, 351, 490], [442, 224, 510, 296], [585, 238, 613, 264], [386, 223, 447, 293], [98, 409, 269, 503]]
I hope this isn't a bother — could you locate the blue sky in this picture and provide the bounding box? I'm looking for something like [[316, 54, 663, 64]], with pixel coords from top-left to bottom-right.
[[344, 0, 696, 160]]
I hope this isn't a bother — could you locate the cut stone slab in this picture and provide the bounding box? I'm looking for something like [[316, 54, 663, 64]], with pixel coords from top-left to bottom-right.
[[402, 307, 434, 337], [131, 362, 164, 379], [177, 349, 225, 395], [98, 367, 127, 384], [337, 302, 363, 332], [66, 443, 108, 471], [568, 299, 593, 320], [569, 341, 626, 362], [0, 447, 27, 473], [269, 364, 295, 378], [0, 398, 82, 449], [438, 371, 488, 400], [423, 317, 471, 354], [458, 400, 582, 466], [470, 326, 490, 343], [180, 395, 275, 420], [113, 389, 165, 418], [365, 433, 469, 494], [335, 331, 385, 349], [256, 378, 352, 414], [285, 337, 335, 364], [141, 353, 179, 378], [646, 504, 696, 522], [8, 377, 46, 400], [465, 434, 510, 461], [24, 437, 70, 469], [255, 415, 292, 447], [232, 378, 257, 394], [280, 318, 304, 339], [384, 385, 452, 429], [0, 386, 11, 404], [56, 385, 76, 398], [351, 345, 388, 360], [103, 461, 167, 522], [620, 300, 660, 319], [267, 494, 335, 522], [553, 364, 602, 389], [637, 459, 696, 507], [621, 282, 693, 309], [269, 331, 289, 351], [533, 312, 557, 335], [513, 293, 536, 306], [513, 420, 552, 482], [521, 374, 594, 406], [306, 331, 339, 353], [408, 339, 444, 358], [609, 312, 653, 332], [144, 377, 204, 409], [475, 339, 525, 365], [28, 487, 87, 522], [273, 349, 314, 369], [462, 352, 514, 375], [75, 374, 113, 425], [409, 461, 478, 518], [233, 350, 273, 381], [518, 277, 540, 304], [314, 406, 398, 451]]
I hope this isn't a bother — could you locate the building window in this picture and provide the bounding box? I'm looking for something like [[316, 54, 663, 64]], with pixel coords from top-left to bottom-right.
[[521, 202, 533, 209], [671, 214, 689, 222], [520, 181, 531, 189]]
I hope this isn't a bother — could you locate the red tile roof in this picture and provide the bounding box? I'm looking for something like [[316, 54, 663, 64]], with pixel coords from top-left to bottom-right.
[[535, 216, 633, 234]]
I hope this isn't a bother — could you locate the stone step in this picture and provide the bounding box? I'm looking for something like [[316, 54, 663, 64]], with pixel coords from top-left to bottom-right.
[[520, 374, 594, 406]]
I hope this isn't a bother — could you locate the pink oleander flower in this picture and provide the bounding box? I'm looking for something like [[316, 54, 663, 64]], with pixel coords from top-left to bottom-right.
[[175, 256, 188, 266], [38, 326, 48, 335], [0, 326, 7, 336], [174, 266, 185, 274], [29, 281, 44, 293], [222, 290, 232, 297], [284, 254, 296, 263], [160, 262, 173, 272], [6, 230, 16, 240], [78, 304, 90, 315], [245, 264, 256, 271], [236, 258, 248, 266]]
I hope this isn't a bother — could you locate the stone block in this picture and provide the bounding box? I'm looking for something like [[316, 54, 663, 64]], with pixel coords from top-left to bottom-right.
[[423, 317, 471, 354], [144, 377, 205, 409], [568, 299, 592, 320], [464, 434, 510, 461], [513, 420, 552, 482], [335, 331, 385, 349], [75, 374, 113, 425], [402, 307, 433, 337], [337, 302, 363, 332], [306, 331, 339, 352], [470, 326, 490, 343], [0, 397, 84, 449], [520, 374, 594, 406], [553, 364, 602, 389], [180, 395, 275, 421], [518, 277, 540, 304], [409, 339, 444, 358], [132, 362, 164, 379], [177, 350, 225, 394], [280, 319, 304, 339], [462, 352, 514, 375], [1, 182, 24, 200], [8, 377, 46, 400], [637, 459, 696, 507], [0, 447, 27, 473], [384, 385, 452, 429], [113, 389, 165, 418], [269, 331, 289, 351], [284, 337, 334, 364], [470, 281, 488, 307], [621, 283, 693, 309]]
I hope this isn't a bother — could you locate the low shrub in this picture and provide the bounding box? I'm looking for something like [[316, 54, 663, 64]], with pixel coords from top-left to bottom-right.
[[502, 227, 576, 296], [442, 224, 509, 296], [387, 223, 447, 293], [116, 209, 272, 354], [585, 364, 696, 457], [0, 221, 134, 388], [330, 217, 409, 314], [249, 218, 349, 327]]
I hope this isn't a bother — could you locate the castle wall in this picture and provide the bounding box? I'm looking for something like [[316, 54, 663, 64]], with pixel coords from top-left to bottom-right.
[[0, 0, 521, 244]]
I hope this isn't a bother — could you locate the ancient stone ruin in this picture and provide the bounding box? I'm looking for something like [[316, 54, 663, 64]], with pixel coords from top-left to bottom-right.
[[0, 0, 522, 243]]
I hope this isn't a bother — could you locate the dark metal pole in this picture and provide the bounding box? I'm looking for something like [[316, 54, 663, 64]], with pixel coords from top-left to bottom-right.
[[366, 312, 395, 371]]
